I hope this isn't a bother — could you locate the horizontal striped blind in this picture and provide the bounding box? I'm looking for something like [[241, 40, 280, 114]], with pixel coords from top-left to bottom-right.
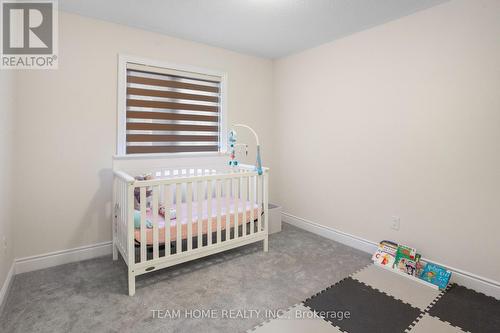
[[126, 63, 221, 154]]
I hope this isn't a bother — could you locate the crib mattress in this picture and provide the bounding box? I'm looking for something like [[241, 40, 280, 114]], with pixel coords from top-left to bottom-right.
[[134, 198, 260, 245]]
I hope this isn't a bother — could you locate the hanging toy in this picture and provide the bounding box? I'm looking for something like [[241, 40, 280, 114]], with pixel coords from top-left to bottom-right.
[[228, 130, 239, 167], [229, 124, 263, 175]]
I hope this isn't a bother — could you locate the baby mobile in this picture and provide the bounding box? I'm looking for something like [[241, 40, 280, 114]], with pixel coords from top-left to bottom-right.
[[228, 124, 263, 175]]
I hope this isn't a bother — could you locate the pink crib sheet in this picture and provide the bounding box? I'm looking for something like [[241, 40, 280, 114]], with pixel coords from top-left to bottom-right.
[[134, 198, 260, 245]]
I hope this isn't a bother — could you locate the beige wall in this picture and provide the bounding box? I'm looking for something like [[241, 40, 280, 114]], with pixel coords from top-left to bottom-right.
[[273, 0, 500, 282], [13, 12, 274, 258], [0, 71, 15, 289]]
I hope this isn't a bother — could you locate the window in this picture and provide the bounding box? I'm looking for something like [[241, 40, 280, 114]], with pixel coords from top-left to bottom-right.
[[117, 56, 226, 156]]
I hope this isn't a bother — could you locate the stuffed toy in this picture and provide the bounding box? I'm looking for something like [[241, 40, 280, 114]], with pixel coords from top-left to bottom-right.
[[133, 174, 176, 224], [134, 173, 154, 210]]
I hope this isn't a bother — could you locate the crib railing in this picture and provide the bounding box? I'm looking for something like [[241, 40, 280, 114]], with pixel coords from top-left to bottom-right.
[[113, 165, 269, 296], [113, 170, 134, 265]]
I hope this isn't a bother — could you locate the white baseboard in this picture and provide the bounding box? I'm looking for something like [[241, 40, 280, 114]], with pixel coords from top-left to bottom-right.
[[0, 261, 15, 315], [282, 212, 378, 253], [282, 212, 500, 300], [15, 241, 112, 275]]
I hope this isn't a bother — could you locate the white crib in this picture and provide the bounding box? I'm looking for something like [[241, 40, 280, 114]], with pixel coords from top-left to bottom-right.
[[112, 156, 269, 296]]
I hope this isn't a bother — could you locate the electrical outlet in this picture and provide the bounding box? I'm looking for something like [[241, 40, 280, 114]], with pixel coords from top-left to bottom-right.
[[391, 217, 400, 231]]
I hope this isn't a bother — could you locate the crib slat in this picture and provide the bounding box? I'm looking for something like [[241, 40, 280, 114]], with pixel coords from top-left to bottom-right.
[[140, 187, 147, 263], [249, 176, 254, 235], [118, 181, 122, 252], [187, 182, 193, 251], [164, 184, 171, 256], [225, 179, 230, 241], [197, 181, 203, 249], [115, 180, 119, 250], [264, 172, 269, 235], [216, 179, 222, 244], [176, 183, 182, 254], [233, 177, 239, 239], [257, 175, 262, 233], [112, 178, 116, 256], [120, 181, 124, 252], [117, 180, 120, 252], [127, 185, 135, 270], [123, 181, 127, 253], [207, 180, 213, 246], [152, 186, 159, 260], [242, 175, 247, 237]]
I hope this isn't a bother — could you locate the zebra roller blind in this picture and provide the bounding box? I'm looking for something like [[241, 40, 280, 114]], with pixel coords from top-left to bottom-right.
[[126, 63, 222, 154]]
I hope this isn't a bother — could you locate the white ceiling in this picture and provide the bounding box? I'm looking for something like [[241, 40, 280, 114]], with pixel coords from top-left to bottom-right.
[[59, 0, 448, 59]]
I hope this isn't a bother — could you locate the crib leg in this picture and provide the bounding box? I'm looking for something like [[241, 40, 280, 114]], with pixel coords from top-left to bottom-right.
[[263, 236, 269, 252], [128, 270, 136, 296], [112, 214, 118, 260]]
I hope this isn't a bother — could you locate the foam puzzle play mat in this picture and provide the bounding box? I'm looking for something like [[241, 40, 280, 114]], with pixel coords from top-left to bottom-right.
[[249, 240, 500, 333]]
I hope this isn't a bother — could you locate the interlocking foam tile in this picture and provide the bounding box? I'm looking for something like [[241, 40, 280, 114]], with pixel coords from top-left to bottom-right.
[[407, 314, 466, 333], [352, 264, 441, 310], [249, 304, 341, 333], [304, 277, 422, 333], [429, 284, 500, 333]]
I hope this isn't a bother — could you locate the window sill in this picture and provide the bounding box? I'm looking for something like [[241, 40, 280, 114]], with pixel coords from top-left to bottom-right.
[[113, 151, 229, 161]]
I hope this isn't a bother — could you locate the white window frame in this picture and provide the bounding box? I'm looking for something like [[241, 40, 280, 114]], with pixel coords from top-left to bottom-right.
[[116, 54, 228, 158]]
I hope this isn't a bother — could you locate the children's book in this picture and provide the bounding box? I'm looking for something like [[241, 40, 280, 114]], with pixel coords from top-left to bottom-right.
[[379, 240, 398, 256], [419, 263, 451, 289], [415, 257, 426, 277], [372, 240, 398, 267], [373, 250, 396, 267], [394, 245, 418, 275]]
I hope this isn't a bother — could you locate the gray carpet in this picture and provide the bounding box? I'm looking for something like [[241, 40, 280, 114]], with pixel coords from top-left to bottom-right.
[[0, 223, 371, 333]]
